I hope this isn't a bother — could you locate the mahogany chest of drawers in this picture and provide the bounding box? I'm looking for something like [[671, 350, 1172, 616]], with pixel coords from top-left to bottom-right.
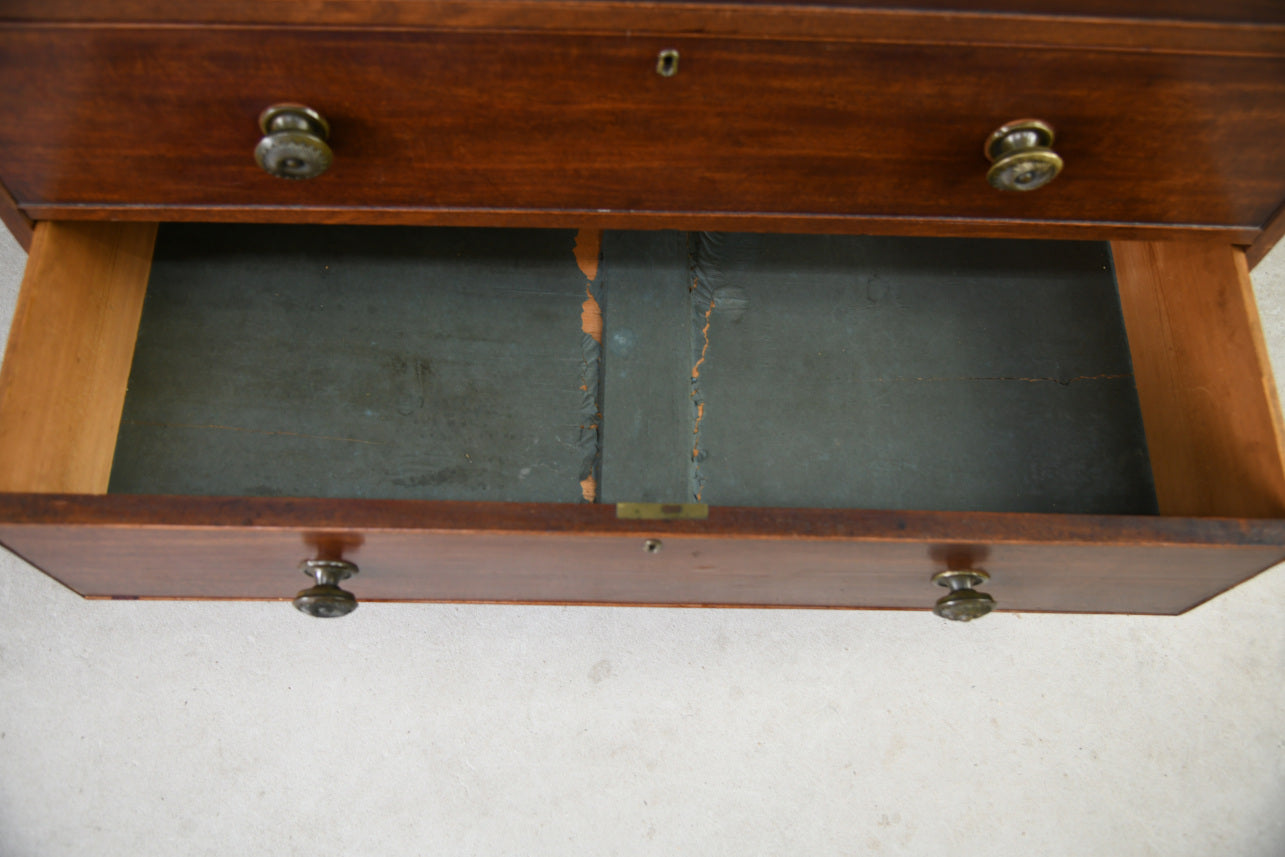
[[1, 1, 1283, 618]]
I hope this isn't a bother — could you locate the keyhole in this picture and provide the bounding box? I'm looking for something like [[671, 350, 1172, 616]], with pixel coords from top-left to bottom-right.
[[656, 49, 679, 77]]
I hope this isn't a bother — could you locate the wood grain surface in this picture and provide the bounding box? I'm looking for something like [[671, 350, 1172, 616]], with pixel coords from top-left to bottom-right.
[[1, 27, 1282, 236], [1112, 240, 1285, 518], [0, 222, 156, 493], [2, 2, 1283, 55], [18, 207, 1263, 248], [1, 494, 1283, 613]]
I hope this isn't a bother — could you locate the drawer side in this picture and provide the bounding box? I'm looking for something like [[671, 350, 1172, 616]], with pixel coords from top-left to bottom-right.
[[0, 221, 155, 492]]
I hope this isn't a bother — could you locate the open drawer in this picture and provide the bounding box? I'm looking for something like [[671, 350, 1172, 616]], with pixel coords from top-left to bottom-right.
[[0, 221, 1283, 617]]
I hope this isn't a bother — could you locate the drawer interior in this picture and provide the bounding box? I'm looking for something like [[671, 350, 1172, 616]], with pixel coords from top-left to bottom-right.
[[104, 223, 1157, 514]]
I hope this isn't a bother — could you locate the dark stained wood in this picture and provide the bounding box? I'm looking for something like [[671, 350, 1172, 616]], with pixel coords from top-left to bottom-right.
[[1247, 199, 1285, 269], [0, 494, 1282, 613], [2, 3, 1283, 56], [1112, 240, 1285, 518], [2, 28, 1283, 236], [18, 206, 1263, 246], [0, 222, 156, 493], [0, 178, 32, 251], [8, 0, 1285, 22], [1, 1, 1284, 618]]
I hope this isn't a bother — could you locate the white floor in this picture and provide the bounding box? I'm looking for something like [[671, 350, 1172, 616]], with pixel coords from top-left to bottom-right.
[[0, 227, 1282, 857]]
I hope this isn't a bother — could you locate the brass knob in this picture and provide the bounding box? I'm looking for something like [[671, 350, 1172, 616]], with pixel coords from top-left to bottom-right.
[[294, 559, 359, 618], [984, 119, 1062, 192], [931, 569, 995, 622], [255, 104, 333, 180]]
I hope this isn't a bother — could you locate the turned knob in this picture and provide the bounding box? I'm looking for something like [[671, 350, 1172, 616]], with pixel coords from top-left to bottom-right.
[[255, 104, 333, 180], [931, 569, 995, 622], [294, 559, 359, 618], [985, 119, 1062, 192]]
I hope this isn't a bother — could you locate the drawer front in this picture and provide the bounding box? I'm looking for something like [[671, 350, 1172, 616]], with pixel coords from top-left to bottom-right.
[[2, 27, 1284, 233], [2, 496, 1283, 614]]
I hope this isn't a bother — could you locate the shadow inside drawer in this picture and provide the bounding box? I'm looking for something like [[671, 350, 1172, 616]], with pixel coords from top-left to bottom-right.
[[109, 223, 1157, 514]]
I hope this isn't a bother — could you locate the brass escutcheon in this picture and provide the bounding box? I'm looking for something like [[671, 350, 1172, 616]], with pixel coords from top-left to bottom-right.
[[656, 49, 680, 77]]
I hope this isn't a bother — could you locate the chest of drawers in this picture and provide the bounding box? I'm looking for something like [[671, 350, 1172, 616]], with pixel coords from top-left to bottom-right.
[[1, 1, 1283, 619]]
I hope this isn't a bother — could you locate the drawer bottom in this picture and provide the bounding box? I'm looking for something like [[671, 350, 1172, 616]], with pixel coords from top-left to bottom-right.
[[110, 224, 1155, 517]]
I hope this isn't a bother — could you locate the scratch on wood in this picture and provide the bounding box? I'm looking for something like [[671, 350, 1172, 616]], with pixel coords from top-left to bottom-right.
[[122, 420, 385, 445]]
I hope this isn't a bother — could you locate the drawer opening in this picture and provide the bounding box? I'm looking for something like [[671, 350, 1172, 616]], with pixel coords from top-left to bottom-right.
[[4, 222, 1283, 521], [107, 223, 1158, 515]]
